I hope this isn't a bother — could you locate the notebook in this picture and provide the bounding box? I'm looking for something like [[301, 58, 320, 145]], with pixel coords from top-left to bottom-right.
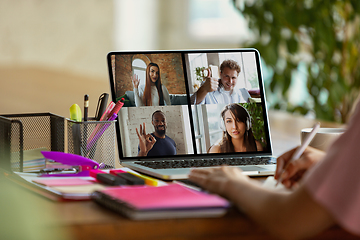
[[91, 183, 229, 220], [107, 49, 276, 180]]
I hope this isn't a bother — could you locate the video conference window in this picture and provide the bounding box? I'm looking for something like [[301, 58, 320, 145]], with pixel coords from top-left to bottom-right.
[[110, 53, 193, 158], [110, 50, 269, 159], [192, 102, 267, 154], [111, 53, 188, 107], [117, 105, 194, 158], [185, 52, 262, 105]]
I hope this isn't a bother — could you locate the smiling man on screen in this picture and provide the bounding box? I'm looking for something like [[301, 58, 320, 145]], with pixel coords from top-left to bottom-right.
[[136, 110, 176, 157], [191, 59, 251, 105]]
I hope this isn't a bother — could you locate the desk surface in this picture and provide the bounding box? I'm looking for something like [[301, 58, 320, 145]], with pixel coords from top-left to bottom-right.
[[4, 111, 358, 240]]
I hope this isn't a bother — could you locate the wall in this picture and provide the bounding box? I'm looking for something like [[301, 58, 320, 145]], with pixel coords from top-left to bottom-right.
[[0, 0, 113, 117], [0, 0, 113, 79], [0, 0, 245, 117]]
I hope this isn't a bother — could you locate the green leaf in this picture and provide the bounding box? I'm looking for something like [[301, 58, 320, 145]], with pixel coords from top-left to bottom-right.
[[233, 0, 360, 123]]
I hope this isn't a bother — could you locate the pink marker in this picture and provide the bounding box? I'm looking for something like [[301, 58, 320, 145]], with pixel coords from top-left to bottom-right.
[[100, 101, 116, 121], [106, 98, 124, 120]]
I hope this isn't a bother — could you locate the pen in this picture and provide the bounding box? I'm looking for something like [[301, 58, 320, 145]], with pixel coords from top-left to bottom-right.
[[84, 95, 89, 147], [276, 122, 320, 186], [95, 93, 109, 121], [84, 94, 89, 121], [100, 101, 115, 121]]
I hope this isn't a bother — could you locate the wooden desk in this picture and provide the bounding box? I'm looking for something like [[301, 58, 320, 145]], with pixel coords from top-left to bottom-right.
[[3, 111, 357, 240]]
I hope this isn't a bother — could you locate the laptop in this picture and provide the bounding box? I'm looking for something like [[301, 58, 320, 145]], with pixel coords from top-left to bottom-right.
[[107, 49, 276, 180]]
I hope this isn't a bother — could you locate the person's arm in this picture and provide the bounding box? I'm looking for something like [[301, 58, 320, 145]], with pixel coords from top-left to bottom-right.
[[194, 77, 219, 104], [243, 88, 251, 103], [134, 85, 144, 107], [189, 167, 335, 240], [162, 85, 171, 106], [275, 146, 325, 188]]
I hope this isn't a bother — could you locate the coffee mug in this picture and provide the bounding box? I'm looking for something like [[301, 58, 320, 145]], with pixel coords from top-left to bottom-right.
[[301, 128, 345, 151]]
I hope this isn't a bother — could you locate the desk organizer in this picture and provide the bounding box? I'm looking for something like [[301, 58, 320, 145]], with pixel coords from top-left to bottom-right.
[[0, 113, 65, 172], [66, 118, 116, 169]]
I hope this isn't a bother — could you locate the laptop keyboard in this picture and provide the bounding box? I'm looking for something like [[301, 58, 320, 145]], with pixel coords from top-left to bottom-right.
[[134, 156, 276, 169]]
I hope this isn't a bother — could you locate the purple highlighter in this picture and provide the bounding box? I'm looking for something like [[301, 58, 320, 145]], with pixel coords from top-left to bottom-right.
[[86, 113, 117, 154]]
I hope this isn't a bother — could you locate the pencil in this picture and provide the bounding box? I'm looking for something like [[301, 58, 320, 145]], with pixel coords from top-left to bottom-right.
[[276, 122, 320, 186]]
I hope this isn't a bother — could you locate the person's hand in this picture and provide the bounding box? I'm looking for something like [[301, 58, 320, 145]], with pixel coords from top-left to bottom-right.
[[275, 146, 325, 189], [132, 74, 140, 89], [193, 76, 219, 104], [202, 77, 219, 93], [136, 123, 156, 156], [189, 166, 249, 198]]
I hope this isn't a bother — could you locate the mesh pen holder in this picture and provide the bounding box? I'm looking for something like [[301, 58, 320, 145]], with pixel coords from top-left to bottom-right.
[[67, 118, 116, 169], [0, 113, 65, 172]]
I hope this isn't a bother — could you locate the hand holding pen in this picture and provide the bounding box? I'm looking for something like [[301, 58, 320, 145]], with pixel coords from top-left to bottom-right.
[[274, 146, 326, 188], [275, 122, 321, 188]]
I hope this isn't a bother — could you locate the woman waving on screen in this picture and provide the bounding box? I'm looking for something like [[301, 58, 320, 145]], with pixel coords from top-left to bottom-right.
[[132, 63, 171, 106], [209, 103, 263, 153]]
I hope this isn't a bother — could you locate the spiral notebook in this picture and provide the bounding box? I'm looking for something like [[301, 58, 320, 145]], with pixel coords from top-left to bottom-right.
[[91, 183, 229, 220]]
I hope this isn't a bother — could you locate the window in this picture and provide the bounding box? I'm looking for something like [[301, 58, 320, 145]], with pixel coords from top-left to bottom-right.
[[218, 52, 259, 89], [188, 53, 208, 93], [188, 0, 250, 43], [132, 58, 147, 86], [193, 104, 225, 154]]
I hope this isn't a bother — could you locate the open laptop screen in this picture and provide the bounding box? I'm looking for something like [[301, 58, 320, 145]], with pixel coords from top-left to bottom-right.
[[107, 49, 272, 160]]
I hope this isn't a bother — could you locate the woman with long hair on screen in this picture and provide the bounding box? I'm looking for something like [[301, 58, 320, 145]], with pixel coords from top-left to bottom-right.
[[132, 62, 171, 106], [208, 103, 263, 153]]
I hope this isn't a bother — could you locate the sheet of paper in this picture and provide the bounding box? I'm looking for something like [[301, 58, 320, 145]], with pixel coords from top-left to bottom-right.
[[52, 184, 107, 194], [32, 178, 94, 186], [262, 176, 290, 192]]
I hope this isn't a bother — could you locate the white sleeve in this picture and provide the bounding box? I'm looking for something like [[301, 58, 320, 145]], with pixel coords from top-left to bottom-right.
[[134, 85, 144, 107], [162, 85, 171, 106], [240, 88, 251, 103]]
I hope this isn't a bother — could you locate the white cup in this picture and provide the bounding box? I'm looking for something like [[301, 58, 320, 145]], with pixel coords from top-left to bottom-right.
[[301, 128, 345, 151]]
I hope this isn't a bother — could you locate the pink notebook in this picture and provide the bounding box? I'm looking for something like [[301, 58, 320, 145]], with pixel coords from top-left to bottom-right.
[[91, 183, 229, 220]]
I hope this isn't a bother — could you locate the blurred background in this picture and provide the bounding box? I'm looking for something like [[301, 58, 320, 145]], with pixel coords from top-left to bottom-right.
[[1, 0, 359, 122]]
